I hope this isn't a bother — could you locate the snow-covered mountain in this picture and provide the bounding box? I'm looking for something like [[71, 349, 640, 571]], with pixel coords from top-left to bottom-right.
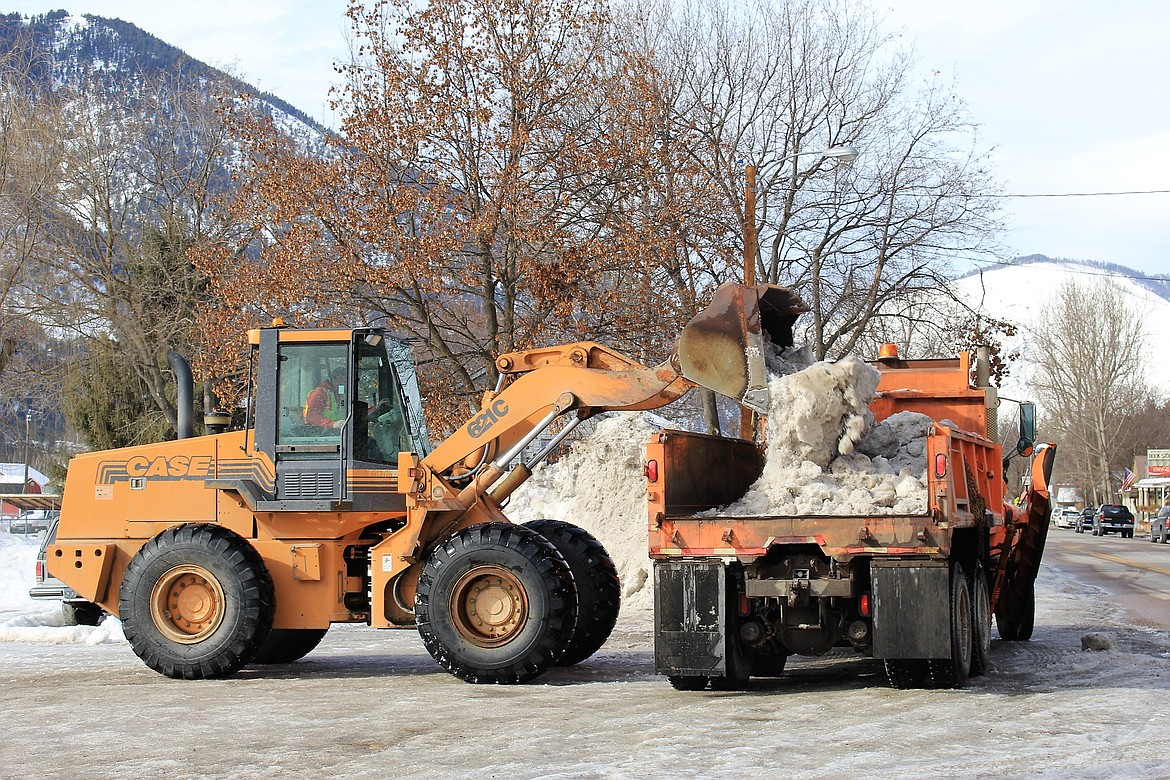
[[0, 10, 328, 151], [951, 256, 1170, 397]]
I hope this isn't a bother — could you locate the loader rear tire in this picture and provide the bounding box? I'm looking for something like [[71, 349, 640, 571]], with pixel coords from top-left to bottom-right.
[[524, 520, 620, 666], [119, 524, 275, 680], [251, 628, 329, 664], [416, 522, 577, 684]]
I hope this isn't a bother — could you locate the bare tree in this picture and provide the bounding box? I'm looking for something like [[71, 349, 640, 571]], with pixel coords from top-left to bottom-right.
[[623, 0, 1004, 360], [200, 0, 705, 433], [28, 66, 239, 440], [1026, 280, 1148, 505], [0, 37, 66, 379]]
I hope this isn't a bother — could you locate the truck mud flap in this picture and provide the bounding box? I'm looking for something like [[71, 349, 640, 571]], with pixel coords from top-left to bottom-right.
[[654, 560, 728, 677], [871, 560, 950, 660]]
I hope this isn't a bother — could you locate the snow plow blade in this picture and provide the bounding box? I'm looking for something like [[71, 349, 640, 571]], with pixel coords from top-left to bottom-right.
[[676, 283, 808, 413]]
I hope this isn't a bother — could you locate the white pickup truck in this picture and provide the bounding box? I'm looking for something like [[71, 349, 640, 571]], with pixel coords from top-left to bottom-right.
[[1053, 507, 1080, 529]]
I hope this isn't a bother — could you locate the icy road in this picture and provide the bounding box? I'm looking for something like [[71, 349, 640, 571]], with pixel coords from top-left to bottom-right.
[[2, 531, 1169, 780]]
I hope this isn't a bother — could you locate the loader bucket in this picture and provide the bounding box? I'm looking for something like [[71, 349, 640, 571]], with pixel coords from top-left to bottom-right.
[[675, 283, 808, 414]]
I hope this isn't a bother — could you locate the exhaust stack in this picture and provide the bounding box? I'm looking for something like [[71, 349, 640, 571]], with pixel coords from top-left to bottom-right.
[[167, 350, 194, 440]]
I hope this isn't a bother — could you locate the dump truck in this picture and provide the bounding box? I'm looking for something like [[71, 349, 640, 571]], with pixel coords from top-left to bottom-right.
[[648, 336, 1056, 690], [46, 283, 800, 682]]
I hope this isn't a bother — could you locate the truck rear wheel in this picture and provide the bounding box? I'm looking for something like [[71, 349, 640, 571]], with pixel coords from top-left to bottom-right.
[[523, 520, 620, 666], [927, 562, 972, 688], [668, 674, 710, 691], [969, 564, 992, 677], [62, 601, 104, 627], [119, 524, 275, 680], [885, 659, 930, 689], [415, 522, 577, 684], [251, 628, 329, 664]]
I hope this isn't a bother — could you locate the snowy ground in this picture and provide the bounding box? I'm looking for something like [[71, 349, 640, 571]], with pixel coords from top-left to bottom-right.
[[3, 366, 1167, 777], [3, 527, 1170, 779]]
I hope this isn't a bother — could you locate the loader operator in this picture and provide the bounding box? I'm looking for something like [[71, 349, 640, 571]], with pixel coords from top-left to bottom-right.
[[303, 368, 347, 428]]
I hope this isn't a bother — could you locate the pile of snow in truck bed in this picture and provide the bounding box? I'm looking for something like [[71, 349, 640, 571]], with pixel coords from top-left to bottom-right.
[[716, 349, 932, 517]]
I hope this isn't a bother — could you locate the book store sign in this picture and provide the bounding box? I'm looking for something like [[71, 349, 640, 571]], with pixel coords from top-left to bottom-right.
[[1149, 449, 1170, 478]]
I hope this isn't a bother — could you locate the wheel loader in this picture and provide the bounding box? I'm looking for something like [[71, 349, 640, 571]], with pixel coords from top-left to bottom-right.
[[47, 283, 803, 682]]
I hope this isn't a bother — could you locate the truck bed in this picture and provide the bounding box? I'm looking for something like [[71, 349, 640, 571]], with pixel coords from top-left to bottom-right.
[[645, 428, 950, 561]]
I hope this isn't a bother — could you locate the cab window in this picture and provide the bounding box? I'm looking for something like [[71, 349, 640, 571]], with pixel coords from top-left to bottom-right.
[[356, 336, 412, 463], [277, 343, 348, 445]]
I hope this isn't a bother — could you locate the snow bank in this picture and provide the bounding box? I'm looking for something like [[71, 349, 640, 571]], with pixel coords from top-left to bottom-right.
[[0, 530, 125, 644]]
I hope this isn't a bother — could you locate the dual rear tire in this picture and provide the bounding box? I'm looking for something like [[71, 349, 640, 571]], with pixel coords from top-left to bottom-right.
[[887, 561, 977, 689]]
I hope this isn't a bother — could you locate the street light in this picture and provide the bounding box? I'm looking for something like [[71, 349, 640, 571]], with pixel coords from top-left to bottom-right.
[[742, 145, 859, 286], [22, 410, 34, 493], [739, 145, 858, 439]]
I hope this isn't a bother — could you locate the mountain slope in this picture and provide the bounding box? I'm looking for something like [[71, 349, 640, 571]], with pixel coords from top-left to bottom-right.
[[951, 256, 1170, 396], [0, 10, 327, 149]]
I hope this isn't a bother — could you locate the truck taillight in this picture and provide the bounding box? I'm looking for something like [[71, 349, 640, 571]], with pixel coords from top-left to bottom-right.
[[859, 593, 871, 617], [934, 453, 947, 478], [644, 459, 659, 483], [35, 559, 44, 583]]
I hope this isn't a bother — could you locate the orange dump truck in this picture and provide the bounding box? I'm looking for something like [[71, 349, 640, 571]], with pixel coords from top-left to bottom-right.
[[647, 346, 1056, 690]]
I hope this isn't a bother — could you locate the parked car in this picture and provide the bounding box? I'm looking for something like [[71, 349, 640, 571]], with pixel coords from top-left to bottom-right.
[[1093, 504, 1135, 538], [28, 515, 106, 626], [1151, 505, 1170, 544], [1075, 507, 1096, 534], [1054, 507, 1080, 529], [7, 509, 55, 535]]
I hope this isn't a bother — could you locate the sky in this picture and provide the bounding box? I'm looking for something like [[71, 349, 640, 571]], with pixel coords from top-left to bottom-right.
[[7, 0, 1170, 277]]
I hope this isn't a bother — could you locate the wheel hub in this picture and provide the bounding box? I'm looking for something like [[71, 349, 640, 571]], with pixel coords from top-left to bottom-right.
[[450, 565, 528, 647], [150, 564, 226, 644]]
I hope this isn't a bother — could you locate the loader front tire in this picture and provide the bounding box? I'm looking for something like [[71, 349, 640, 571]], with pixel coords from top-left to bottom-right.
[[416, 523, 577, 684], [523, 520, 620, 666], [251, 628, 329, 664], [119, 524, 275, 680]]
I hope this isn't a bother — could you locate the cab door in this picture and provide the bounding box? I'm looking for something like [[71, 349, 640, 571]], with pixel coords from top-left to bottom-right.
[[271, 341, 349, 504]]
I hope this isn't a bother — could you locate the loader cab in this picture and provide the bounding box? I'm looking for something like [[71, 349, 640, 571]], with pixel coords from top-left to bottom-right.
[[251, 325, 430, 510]]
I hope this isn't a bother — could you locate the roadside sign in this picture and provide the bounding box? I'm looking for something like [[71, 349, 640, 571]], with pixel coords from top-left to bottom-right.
[[1149, 449, 1170, 477]]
